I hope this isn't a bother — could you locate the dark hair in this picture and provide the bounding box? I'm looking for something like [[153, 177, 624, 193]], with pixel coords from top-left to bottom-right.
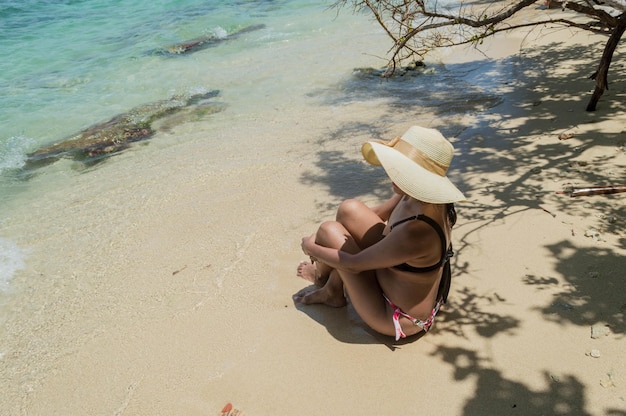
[[447, 203, 457, 227]]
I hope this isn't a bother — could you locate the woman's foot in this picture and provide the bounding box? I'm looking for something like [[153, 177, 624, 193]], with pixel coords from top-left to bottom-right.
[[296, 261, 328, 287], [293, 286, 347, 308]]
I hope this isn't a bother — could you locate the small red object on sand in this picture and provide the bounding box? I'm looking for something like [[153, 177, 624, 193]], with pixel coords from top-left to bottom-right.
[[221, 403, 233, 414]]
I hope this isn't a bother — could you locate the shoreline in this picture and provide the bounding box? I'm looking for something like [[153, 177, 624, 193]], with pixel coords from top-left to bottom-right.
[[1, 4, 625, 415]]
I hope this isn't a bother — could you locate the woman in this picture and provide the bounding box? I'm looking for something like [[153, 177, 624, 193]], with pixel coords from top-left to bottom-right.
[[294, 126, 465, 341]]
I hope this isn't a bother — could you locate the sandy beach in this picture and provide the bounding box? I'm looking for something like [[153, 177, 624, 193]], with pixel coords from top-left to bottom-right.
[[1, 3, 625, 416]]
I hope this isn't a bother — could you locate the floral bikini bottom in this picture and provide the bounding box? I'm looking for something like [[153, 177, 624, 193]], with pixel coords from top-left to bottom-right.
[[383, 294, 444, 341]]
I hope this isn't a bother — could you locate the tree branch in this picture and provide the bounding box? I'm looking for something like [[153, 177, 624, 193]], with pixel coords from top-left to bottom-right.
[[334, 0, 625, 110]]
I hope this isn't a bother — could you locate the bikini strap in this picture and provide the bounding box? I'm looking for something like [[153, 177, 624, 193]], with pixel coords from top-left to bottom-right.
[[418, 214, 453, 302], [437, 246, 453, 303], [390, 214, 453, 302], [391, 214, 449, 271], [389, 215, 419, 231]]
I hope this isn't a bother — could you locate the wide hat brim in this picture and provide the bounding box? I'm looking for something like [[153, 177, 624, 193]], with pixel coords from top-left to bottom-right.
[[362, 140, 466, 204]]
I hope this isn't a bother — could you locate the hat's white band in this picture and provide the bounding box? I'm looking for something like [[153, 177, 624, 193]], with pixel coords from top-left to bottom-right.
[[385, 137, 448, 176]]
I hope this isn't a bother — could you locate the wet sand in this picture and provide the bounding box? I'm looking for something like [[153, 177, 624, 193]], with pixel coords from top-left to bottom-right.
[[1, 5, 625, 416]]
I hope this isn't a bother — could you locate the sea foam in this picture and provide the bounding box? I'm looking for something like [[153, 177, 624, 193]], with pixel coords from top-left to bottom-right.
[[0, 237, 29, 291], [0, 135, 35, 174]]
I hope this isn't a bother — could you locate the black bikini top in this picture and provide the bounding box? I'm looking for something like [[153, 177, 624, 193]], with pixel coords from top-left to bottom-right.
[[389, 214, 453, 273]]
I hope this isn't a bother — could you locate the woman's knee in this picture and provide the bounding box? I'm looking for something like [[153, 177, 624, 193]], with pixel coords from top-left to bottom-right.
[[316, 221, 361, 253], [336, 199, 368, 222], [316, 221, 346, 245]]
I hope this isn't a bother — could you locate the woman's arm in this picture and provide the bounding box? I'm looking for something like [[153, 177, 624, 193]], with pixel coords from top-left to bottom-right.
[[302, 221, 434, 274], [370, 194, 402, 222]]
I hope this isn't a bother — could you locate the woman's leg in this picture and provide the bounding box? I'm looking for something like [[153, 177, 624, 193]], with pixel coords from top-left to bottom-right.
[[296, 199, 386, 286], [294, 219, 395, 336], [335, 199, 386, 248], [293, 220, 354, 307], [334, 201, 395, 335], [333, 267, 395, 337]]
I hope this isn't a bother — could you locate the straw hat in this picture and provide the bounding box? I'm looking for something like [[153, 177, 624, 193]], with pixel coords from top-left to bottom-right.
[[361, 126, 466, 204]]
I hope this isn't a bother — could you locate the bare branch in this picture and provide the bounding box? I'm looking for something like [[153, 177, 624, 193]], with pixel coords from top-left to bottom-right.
[[334, 0, 625, 110]]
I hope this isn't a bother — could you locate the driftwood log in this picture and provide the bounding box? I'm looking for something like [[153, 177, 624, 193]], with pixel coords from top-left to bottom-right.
[[558, 185, 626, 197]]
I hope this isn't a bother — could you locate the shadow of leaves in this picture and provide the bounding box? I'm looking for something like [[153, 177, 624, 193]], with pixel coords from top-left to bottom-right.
[[528, 239, 626, 335], [434, 346, 595, 416], [436, 285, 521, 338], [298, 34, 625, 414]]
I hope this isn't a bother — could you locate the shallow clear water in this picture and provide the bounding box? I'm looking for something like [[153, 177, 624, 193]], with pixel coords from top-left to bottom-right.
[[0, 0, 500, 291], [0, 0, 301, 167], [1, 0, 346, 286]]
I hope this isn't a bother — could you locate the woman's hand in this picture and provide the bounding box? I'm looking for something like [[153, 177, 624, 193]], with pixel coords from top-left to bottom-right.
[[301, 234, 317, 261]]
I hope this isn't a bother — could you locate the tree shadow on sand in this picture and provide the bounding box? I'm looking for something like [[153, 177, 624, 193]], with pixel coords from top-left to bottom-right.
[[528, 240, 626, 335], [298, 37, 625, 414], [433, 345, 626, 416]]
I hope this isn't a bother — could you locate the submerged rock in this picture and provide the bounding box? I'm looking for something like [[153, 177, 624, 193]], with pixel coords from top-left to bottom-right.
[[151, 24, 266, 56], [25, 90, 222, 169], [353, 61, 426, 78]]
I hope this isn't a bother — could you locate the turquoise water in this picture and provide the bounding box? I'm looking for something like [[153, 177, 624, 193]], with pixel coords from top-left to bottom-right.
[[0, 0, 499, 291], [0, 2, 506, 409], [0, 0, 294, 171], [0, 0, 336, 287]]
